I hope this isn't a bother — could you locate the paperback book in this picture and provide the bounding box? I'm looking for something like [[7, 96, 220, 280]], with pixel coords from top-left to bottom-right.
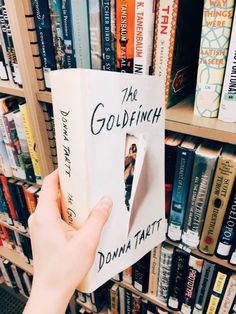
[[51, 68, 166, 292]]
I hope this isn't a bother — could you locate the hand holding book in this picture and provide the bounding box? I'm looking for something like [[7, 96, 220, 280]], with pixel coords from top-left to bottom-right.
[[23, 169, 112, 314]]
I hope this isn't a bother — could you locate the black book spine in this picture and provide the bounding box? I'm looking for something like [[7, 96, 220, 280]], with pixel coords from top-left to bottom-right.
[[167, 248, 189, 311], [125, 288, 132, 314], [132, 252, 151, 293]]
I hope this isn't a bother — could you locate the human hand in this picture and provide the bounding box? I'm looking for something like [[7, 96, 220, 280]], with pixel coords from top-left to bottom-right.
[[24, 169, 112, 314]]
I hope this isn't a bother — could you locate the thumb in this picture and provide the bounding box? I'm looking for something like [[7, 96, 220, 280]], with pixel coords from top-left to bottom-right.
[[77, 196, 113, 248]]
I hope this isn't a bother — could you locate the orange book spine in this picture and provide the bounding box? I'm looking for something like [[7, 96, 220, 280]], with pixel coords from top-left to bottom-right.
[[0, 175, 17, 222], [116, 0, 135, 73]]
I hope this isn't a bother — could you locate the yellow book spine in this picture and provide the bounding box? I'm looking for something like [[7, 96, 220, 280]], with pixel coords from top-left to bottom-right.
[[199, 155, 236, 254], [19, 103, 42, 183]]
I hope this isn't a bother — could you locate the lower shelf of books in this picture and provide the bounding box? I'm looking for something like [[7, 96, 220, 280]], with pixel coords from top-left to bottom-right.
[[0, 246, 33, 274]]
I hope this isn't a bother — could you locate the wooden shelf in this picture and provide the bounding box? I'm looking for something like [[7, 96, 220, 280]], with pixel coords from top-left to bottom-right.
[[36, 91, 52, 103], [166, 96, 236, 144], [0, 80, 25, 97], [0, 220, 30, 238], [166, 239, 236, 271], [0, 246, 33, 274]]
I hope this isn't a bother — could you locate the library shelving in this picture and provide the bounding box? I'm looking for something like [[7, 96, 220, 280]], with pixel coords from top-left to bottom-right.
[[0, 1, 235, 314]]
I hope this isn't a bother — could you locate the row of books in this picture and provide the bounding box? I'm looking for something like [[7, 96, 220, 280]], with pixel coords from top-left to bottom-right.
[[0, 94, 44, 184], [165, 131, 236, 261], [0, 257, 32, 298], [18, 0, 235, 123], [0, 225, 33, 265], [111, 242, 236, 313], [0, 0, 22, 87], [0, 173, 40, 233]]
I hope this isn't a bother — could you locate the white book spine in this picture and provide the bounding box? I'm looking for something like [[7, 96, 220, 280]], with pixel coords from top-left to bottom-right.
[[133, 0, 155, 75], [219, 11, 236, 122]]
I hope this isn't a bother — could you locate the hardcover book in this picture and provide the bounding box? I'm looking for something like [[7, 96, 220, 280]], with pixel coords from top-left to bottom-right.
[[182, 140, 222, 248], [199, 144, 236, 255], [218, 6, 236, 122], [168, 135, 200, 241], [51, 68, 166, 292], [194, 0, 235, 117], [218, 273, 236, 314], [215, 179, 236, 259]]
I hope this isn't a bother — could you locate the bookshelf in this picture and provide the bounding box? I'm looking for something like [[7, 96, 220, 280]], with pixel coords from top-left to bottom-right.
[[0, 1, 235, 313]]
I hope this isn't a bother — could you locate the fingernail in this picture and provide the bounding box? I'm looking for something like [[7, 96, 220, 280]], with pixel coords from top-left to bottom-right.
[[98, 196, 113, 214]]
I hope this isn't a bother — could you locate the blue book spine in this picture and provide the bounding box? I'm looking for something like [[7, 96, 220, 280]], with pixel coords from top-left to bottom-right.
[[48, 0, 64, 70], [101, 0, 116, 71], [60, 0, 76, 68], [71, 0, 91, 69], [168, 146, 195, 241], [31, 0, 57, 89]]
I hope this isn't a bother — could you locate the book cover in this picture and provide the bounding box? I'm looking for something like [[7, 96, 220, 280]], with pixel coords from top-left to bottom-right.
[[181, 255, 204, 314], [194, 0, 235, 117], [165, 131, 184, 218], [192, 260, 216, 314], [152, 0, 203, 108], [199, 144, 236, 255], [167, 247, 189, 311], [204, 266, 231, 314], [156, 242, 174, 304], [71, 0, 91, 69], [182, 140, 222, 248], [218, 6, 236, 122], [19, 102, 42, 184], [88, 0, 102, 70], [148, 244, 161, 296], [168, 135, 200, 241], [133, 0, 155, 75], [50, 68, 166, 292], [101, 0, 116, 71], [116, 0, 135, 73], [31, 0, 57, 89], [60, 0, 76, 69], [218, 273, 236, 314], [132, 251, 151, 293]]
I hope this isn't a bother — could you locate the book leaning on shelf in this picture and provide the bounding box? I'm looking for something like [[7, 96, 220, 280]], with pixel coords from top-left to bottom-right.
[[50, 68, 166, 292], [193, 0, 235, 118]]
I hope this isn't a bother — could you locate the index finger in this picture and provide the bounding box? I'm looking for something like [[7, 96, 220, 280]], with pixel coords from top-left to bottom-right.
[[36, 169, 61, 220]]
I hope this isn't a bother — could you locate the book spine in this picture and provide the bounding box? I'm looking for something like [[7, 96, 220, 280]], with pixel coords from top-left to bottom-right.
[[199, 153, 236, 255], [0, 133, 12, 177], [0, 258, 13, 287], [148, 244, 160, 296], [124, 288, 132, 314], [0, 35, 8, 80], [71, 0, 91, 69], [15, 181, 30, 230], [31, 0, 57, 89], [192, 261, 215, 314], [133, 0, 155, 75], [118, 286, 125, 314], [116, 0, 135, 73], [193, 0, 234, 118], [167, 248, 189, 311], [168, 146, 195, 241], [101, 0, 116, 71], [181, 255, 204, 314], [132, 251, 151, 293], [110, 283, 119, 314], [60, 0, 76, 68], [0, 25, 11, 81], [228, 241, 236, 265], [48, 0, 64, 70], [10, 263, 27, 297], [88, 0, 102, 70], [0, 178, 12, 224], [22, 0, 45, 91], [19, 102, 42, 184], [204, 267, 231, 314], [218, 273, 236, 314], [182, 152, 219, 248], [0, 0, 22, 86], [122, 265, 132, 285], [218, 9, 236, 122], [22, 184, 39, 214], [132, 293, 141, 313], [152, 0, 178, 107], [3, 259, 18, 291], [156, 243, 173, 304]]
